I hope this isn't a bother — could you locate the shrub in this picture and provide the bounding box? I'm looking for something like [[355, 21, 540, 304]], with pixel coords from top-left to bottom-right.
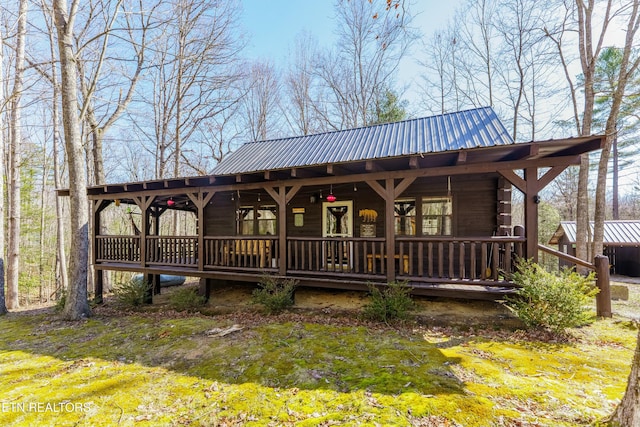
[[252, 275, 297, 314], [169, 287, 206, 312], [363, 281, 415, 323], [113, 278, 151, 307], [504, 258, 598, 334]]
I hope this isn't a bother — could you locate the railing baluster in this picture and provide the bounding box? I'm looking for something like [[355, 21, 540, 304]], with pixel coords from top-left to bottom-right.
[[505, 242, 512, 273], [470, 242, 477, 279], [459, 242, 465, 279], [492, 242, 499, 280], [438, 242, 444, 278], [448, 242, 454, 278]]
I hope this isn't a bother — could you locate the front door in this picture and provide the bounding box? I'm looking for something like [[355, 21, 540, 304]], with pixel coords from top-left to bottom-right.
[[322, 201, 353, 269]]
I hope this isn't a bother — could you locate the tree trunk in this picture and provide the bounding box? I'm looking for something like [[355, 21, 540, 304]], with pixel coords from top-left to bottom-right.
[[613, 132, 619, 220], [0, 30, 6, 315], [7, 0, 28, 309], [609, 328, 640, 426], [54, 0, 91, 320], [44, 2, 70, 297]]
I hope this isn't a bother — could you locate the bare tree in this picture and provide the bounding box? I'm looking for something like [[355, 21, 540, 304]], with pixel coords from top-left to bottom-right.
[[418, 26, 458, 114], [6, 0, 28, 309], [284, 33, 320, 135], [41, 0, 69, 295], [593, 4, 640, 257], [0, 25, 6, 315], [74, 0, 156, 186], [312, 0, 416, 129], [545, 0, 615, 266], [242, 60, 281, 142], [53, 0, 91, 320], [137, 0, 245, 179]]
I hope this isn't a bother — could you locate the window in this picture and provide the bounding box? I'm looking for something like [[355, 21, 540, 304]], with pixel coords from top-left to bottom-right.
[[394, 199, 416, 236], [256, 206, 277, 235], [237, 205, 277, 235], [237, 207, 254, 235], [422, 197, 452, 236]]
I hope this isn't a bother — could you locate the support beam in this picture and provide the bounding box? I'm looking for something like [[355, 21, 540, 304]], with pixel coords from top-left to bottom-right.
[[264, 185, 302, 275], [384, 179, 396, 282], [366, 160, 385, 172], [524, 168, 538, 261], [456, 151, 467, 165], [187, 191, 215, 271]]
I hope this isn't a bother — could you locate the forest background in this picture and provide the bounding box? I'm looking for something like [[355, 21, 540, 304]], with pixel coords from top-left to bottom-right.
[[0, 0, 639, 311]]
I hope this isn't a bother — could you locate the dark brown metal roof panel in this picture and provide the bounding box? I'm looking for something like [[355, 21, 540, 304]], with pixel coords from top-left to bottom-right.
[[551, 221, 640, 246], [213, 107, 516, 175]]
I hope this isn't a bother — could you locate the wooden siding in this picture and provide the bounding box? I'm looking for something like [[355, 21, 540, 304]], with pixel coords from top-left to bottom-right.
[[203, 174, 504, 240]]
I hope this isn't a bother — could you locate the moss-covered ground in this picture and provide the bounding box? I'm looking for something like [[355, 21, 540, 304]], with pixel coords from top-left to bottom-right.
[[0, 303, 636, 426]]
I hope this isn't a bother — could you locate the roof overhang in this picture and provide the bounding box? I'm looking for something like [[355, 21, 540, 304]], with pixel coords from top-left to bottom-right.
[[73, 134, 603, 202]]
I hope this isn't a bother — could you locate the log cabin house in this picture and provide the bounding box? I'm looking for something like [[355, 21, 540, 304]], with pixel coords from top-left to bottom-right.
[[87, 107, 604, 302]]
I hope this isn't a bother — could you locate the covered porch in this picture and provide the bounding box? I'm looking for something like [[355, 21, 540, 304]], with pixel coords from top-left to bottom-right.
[[85, 108, 607, 304]]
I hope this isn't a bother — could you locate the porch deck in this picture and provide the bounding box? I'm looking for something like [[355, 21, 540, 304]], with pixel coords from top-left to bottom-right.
[[95, 234, 525, 300]]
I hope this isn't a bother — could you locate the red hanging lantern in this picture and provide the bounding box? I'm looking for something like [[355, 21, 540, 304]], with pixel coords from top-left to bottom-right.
[[326, 184, 336, 202], [167, 199, 175, 207]]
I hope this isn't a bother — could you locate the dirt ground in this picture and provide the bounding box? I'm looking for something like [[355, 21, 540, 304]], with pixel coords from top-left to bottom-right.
[[153, 274, 640, 327]]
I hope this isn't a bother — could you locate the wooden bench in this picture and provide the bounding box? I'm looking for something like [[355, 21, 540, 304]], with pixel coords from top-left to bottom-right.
[[366, 254, 410, 274], [228, 239, 272, 267]]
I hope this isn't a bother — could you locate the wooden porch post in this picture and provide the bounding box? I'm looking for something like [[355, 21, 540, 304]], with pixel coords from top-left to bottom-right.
[[187, 191, 215, 272], [500, 165, 568, 262], [133, 196, 155, 303], [594, 255, 612, 318], [265, 185, 301, 276], [366, 177, 415, 282], [92, 200, 111, 304], [384, 179, 396, 282], [524, 168, 539, 262], [133, 196, 155, 269]]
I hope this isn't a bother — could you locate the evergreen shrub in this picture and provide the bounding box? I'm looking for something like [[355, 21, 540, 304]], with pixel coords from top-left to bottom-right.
[[504, 258, 598, 334]]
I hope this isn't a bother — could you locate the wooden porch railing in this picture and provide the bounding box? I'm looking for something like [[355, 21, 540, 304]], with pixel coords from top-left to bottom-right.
[[94, 234, 526, 287], [396, 236, 525, 285], [146, 236, 198, 266], [95, 235, 140, 263], [287, 237, 386, 276], [203, 236, 279, 271], [285, 236, 525, 285], [538, 243, 611, 317]]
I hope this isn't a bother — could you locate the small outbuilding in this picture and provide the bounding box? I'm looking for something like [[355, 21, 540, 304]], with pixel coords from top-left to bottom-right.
[[549, 221, 640, 277]]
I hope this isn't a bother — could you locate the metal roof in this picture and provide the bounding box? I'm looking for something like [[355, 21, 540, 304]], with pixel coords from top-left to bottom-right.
[[549, 221, 640, 246], [213, 106, 515, 175]]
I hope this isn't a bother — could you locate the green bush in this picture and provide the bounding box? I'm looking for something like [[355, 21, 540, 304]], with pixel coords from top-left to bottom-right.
[[252, 275, 297, 314], [504, 258, 598, 334], [169, 287, 206, 312], [363, 281, 415, 323], [113, 278, 151, 307]]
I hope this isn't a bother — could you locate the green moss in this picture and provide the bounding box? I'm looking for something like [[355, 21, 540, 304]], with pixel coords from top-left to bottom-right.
[[0, 313, 635, 426]]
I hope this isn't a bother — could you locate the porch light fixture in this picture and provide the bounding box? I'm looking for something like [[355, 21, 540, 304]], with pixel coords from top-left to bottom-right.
[[326, 185, 337, 203], [167, 198, 175, 207], [257, 192, 261, 202]]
